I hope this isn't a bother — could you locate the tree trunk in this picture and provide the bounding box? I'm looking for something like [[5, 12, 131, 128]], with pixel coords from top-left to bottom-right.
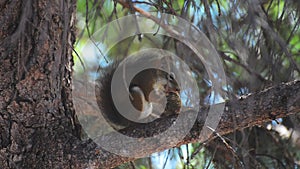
[[0, 0, 81, 168], [0, 1, 299, 169]]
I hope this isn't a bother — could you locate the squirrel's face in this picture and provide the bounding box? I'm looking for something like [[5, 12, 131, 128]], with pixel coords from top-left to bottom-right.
[[159, 72, 180, 93]]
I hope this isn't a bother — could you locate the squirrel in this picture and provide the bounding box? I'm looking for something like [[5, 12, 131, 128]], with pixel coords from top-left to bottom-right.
[[95, 52, 182, 130]]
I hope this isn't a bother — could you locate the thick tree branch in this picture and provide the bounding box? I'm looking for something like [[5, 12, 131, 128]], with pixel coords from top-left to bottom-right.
[[72, 80, 300, 168]]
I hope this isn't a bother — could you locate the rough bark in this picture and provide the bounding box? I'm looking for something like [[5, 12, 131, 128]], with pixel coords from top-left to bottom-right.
[[0, 0, 81, 168], [0, 1, 299, 169]]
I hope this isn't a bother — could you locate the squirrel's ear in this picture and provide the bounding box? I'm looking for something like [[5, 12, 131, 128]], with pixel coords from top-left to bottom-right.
[[168, 72, 176, 81]]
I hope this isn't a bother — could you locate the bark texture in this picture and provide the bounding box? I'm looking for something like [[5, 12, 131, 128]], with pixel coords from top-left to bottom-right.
[[0, 1, 299, 169], [0, 0, 80, 168]]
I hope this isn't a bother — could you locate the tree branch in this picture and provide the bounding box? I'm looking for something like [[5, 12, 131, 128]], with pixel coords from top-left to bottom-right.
[[72, 80, 300, 168]]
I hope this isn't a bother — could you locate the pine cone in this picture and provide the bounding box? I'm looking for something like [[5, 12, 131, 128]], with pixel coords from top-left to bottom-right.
[[162, 91, 181, 117]]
